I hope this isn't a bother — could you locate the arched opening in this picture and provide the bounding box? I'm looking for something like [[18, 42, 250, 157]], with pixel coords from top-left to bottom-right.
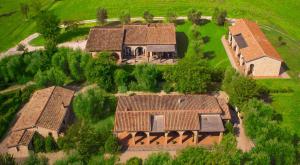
[[135, 47, 144, 56], [168, 131, 180, 144], [135, 132, 147, 145], [237, 53, 241, 59], [149, 133, 164, 145], [182, 131, 194, 144], [248, 64, 254, 75], [125, 47, 131, 57]]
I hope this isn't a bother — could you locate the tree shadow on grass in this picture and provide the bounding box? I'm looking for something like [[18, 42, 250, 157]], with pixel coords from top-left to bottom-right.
[[176, 32, 189, 58], [202, 36, 210, 44], [203, 51, 215, 59]]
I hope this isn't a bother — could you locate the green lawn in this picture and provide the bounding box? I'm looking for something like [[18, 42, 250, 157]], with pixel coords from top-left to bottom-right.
[[1, 0, 300, 52], [176, 22, 229, 67], [0, 0, 54, 51]]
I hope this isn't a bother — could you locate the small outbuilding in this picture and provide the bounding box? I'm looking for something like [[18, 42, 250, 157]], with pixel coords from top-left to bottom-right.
[[5, 86, 75, 158]]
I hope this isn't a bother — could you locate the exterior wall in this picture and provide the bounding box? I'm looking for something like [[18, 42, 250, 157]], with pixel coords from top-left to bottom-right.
[[7, 145, 30, 158], [124, 45, 147, 56], [245, 57, 282, 77]]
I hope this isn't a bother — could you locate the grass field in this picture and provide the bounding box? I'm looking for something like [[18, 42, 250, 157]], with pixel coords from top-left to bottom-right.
[[1, 0, 300, 52]]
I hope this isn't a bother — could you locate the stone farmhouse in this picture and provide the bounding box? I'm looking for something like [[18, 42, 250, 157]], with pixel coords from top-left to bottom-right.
[[228, 19, 283, 77], [114, 95, 231, 148], [5, 86, 75, 158], [86, 23, 177, 63]]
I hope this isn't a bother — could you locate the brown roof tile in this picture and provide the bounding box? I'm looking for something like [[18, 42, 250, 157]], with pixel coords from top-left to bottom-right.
[[6, 130, 34, 148], [12, 86, 75, 132], [114, 95, 230, 132], [86, 28, 124, 51], [229, 19, 283, 62], [86, 24, 176, 51]]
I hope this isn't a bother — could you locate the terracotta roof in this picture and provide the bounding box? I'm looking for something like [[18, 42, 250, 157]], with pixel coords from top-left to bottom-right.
[[229, 19, 283, 62], [200, 115, 225, 132], [114, 95, 230, 132], [12, 86, 75, 132], [85, 24, 176, 51], [6, 130, 35, 148], [124, 24, 176, 45], [86, 28, 124, 51]]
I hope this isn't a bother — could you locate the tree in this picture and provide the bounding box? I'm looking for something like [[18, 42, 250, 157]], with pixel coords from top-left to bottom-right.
[[0, 153, 16, 165], [212, 8, 227, 26], [187, 8, 202, 24], [163, 58, 212, 93], [24, 154, 48, 165], [96, 8, 108, 25], [104, 135, 120, 153], [30, 0, 42, 16], [73, 87, 116, 122], [173, 147, 210, 165], [166, 10, 177, 23], [20, 3, 30, 19], [144, 152, 172, 165], [33, 133, 45, 153], [36, 11, 60, 54], [120, 11, 131, 24], [51, 49, 69, 74], [45, 134, 57, 152], [67, 50, 91, 81], [222, 67, 260, 106], [114, 69, 130, 92], [126, 157, 142, 165], [131, 64, 160, 91], [34, 67, 71, 87], [143, 10, 154, 23], [57, 121, 102, 161], [85, 53, 116, 91]]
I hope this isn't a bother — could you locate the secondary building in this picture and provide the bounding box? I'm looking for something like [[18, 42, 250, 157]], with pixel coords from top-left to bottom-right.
[[114, 94, 231, 148], [86, 23, 177, 63], [5, 86, 75, 158], [228, 19, 283, 77]]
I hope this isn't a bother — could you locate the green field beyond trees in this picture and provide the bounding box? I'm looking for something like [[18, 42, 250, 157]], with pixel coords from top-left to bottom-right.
[[1, 0, 300, 52]]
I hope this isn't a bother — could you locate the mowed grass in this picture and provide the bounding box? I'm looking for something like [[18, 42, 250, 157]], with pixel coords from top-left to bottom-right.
[[257, 79, 300, 135], [176, 22, 229, 67], [0, 0, 54, 51]]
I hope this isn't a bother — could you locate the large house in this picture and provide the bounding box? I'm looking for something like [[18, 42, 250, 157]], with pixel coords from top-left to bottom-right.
[[86, 23, 177, 63], [228, 19, 283, 77], [5, 86, 75, 158], [114, 94, 231, 148]]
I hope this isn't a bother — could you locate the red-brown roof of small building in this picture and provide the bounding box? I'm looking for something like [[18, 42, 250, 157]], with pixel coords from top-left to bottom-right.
[[12, 86, 75, 132], [229, 19, 283, 62]]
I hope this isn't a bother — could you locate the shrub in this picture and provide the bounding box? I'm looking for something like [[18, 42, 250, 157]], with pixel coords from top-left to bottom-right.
[[144, 152, 172, 165], [120, 11, 131, 24], [225, 121, 234, 134], [0, 153, 16, 165], [131, 64, 160, 91], [104, 135, 120, 154], [45, 134, 57, 152], [24, 154, 48, 165], [163, 58, 212, 93], [33, 133, 45, 153], [85, 52, 116, 92], [114, 69, 130, 92], [143, 10, 154, 23], [73, 87, 116, 122], [187, 8, 202, 24], [126, 157, 142, 165]]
